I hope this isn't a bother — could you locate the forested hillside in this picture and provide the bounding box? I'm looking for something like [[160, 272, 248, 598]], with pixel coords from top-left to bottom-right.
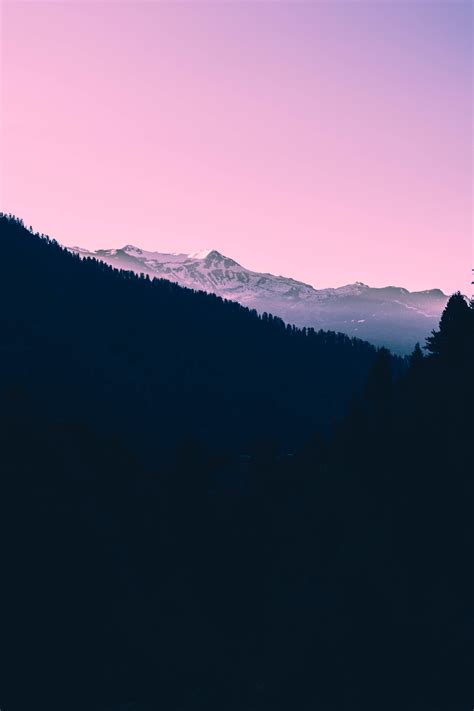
[[67, 242, 448, 354], [0, 214, 472, 711], [0, 215, 384, 455]]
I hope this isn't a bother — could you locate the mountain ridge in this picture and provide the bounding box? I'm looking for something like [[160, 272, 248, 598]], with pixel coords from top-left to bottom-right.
[[0, 213, 386, 453], [68, 242, 448, 353], [75, 243, 446, 294]]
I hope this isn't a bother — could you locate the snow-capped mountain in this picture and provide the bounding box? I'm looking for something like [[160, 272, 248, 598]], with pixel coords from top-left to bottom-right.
[[68, 244, 448, 354]]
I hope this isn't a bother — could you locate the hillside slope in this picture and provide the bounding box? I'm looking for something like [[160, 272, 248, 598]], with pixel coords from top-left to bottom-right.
[[68, 243, 448, 354], [0, 215, 389, 454]]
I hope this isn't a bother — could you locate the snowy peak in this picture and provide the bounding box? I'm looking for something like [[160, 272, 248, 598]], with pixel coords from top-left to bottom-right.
[[122, 244, 143, 255], [121, 244, 234, 265], [188, 248, 218, 260], [67, 241, 448, 354], [188, 249, 241, 268], [118, 245, 190, 263]]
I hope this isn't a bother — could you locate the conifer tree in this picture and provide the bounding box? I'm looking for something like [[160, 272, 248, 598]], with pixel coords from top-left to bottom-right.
[[425, 292, 473, 365]]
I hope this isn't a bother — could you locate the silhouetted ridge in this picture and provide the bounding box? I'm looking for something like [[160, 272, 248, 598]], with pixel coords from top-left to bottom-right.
[[0, 213, 387, 454], [1, 214, 471, 711], [67, 239, 449, 354]]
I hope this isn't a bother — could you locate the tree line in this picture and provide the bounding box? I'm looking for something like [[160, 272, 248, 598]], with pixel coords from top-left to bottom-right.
[[0, 214, 472, 710]]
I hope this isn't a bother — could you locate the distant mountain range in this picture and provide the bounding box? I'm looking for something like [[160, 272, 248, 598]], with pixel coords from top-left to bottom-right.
[[1, 214, 385, 452], [69, 244, 448, 353]]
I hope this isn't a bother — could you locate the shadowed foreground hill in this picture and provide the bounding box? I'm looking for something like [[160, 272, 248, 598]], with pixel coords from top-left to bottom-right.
[[0, 214, 384, 454], [0, 214, 471, 711]]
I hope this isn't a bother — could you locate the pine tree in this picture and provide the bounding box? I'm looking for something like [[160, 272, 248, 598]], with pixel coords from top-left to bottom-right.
[[425, 292, 473, 365]]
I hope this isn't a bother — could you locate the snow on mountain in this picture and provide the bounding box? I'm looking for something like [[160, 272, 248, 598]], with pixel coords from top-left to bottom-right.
[[68, 243, 448, 354], [188, 248, 216, 259]]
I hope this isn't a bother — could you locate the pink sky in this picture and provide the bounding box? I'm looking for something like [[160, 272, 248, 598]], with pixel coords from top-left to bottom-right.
[[1, 1, 472, 294]]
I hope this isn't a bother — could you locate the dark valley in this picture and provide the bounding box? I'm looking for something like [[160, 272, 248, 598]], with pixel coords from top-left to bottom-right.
[[0, 215, 472, 711]]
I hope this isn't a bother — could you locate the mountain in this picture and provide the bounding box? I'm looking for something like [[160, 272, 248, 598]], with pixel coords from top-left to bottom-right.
[[68, 244, 448, 354], [0, 215, 389, 455], [1, 215, 471, 711]]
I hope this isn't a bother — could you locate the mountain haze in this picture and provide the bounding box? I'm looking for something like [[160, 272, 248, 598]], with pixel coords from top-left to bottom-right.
[[1, 215, 386, 454], [69, 243, 448, 354]]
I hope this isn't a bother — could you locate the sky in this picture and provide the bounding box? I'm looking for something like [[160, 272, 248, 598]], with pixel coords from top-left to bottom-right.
[[1, 0, 472, 294]]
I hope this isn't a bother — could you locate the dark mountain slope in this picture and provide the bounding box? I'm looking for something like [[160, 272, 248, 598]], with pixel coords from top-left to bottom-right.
[[0, 215, 471, 711], [68, 242, 448, 354], [0, 214, 391, 455]]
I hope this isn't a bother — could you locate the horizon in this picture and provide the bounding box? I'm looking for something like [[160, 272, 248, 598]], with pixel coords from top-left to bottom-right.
[[0, 4, 472, 704], [63, 233, 449, 295], [1, 1, 472, 294]]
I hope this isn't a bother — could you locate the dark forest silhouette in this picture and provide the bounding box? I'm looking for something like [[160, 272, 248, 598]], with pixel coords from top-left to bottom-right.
[[0, 215, 388, 453], [0, 214, 472, 711]]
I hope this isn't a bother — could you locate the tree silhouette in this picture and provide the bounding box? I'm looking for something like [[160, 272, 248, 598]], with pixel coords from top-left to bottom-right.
[[0, 213, 471, 711], [425, 291, 473, 365]]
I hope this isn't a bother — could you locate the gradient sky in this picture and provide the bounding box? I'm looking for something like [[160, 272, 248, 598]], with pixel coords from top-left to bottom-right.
[[1, 0, 472, 293]]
